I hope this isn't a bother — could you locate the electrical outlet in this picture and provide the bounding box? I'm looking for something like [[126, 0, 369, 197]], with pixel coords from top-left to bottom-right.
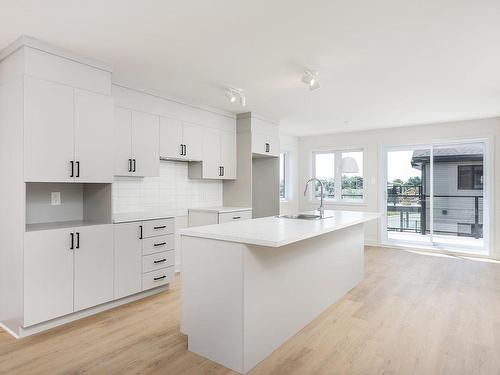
[[51, 192, 61, 206]]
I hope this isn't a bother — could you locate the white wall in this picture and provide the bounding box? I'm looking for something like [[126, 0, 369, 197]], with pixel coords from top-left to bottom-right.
[[279, 133, 299, 215], [298, 117, 499, 258]]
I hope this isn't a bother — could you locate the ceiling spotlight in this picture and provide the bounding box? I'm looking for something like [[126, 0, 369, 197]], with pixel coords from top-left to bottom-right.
[[301, 70, 320, 90], [226, 87, 246, 106]]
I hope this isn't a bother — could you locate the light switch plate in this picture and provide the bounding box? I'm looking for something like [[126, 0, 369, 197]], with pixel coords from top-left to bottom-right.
[[51, 192, 61, 206]]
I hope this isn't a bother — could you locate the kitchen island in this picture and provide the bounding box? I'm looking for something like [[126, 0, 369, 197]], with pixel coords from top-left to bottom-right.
[[180, 210, 380, 374]]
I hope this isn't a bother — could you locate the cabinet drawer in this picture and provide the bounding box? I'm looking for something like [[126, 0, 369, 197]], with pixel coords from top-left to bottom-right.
[[218, 210, 252, 223], [142, 266, 175, 291], [142, 218, 174, 238], [142, 234, 175, 255], [142, 251, 175, 273]]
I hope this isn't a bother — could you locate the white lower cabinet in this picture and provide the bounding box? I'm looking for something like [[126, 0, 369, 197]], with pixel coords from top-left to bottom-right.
[[113, 222, 143, 299], [23, 224, 113, 327], [74, 225, 114, 311], [114, 218, 175, 299], [24, 228, 74, 327]]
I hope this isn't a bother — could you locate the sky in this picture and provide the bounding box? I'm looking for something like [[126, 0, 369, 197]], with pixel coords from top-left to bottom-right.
[[387, 150, 421, 182]]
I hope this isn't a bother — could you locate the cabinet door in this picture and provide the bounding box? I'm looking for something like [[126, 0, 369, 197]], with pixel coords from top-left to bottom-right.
[[24, 228, 74, 326], [131, 111, 159, 177], [251, 132, 268, 156], [74, 89, 114, 183], [202, 127, 222, 179], [74, 225, 114, 311], [221, 130, 237, 179], [159, 117, 183, 159], [24, 76, 75, 182], [114, 222, 143, 299], [267, 134, 280, 157], [114, 107, 132, 176], [183, 122, 203, 161]]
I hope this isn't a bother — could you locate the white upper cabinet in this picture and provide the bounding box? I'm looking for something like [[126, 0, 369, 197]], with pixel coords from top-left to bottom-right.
[[159, 117, 203, 161], [114, 108, 159, 177], [159, 117, 183, 159], [202, 127, 222, 179], [192, 128, 236, 180], [131, 111, 160, 177], [74, 89, 114, 183], [24, 76, 114, 183], [250, 117, 280, 158], [24, 76, 75, 182], [183, 122, 203, 161], [114, 107, 133, 176], [221, 130, 237, 179]]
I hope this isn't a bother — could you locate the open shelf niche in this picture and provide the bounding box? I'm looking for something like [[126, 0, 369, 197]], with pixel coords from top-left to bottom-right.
[[25, 183, 112, 232]]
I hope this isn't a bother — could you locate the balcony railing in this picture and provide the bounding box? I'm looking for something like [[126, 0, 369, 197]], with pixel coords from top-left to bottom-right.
[[387, 184, 483, 239]]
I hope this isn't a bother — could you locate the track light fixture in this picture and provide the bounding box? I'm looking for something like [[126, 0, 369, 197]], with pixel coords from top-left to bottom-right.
[[301, 70, 320, 90], [226, 87, 246, 106]]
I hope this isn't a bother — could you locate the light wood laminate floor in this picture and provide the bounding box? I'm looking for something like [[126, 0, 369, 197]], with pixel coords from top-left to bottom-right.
[[2, 246, 500, 375]]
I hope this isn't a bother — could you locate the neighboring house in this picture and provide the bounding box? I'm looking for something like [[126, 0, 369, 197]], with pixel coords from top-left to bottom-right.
[[411, 146, 483, 238]]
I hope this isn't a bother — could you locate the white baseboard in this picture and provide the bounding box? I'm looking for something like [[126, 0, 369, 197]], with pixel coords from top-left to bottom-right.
[[0, 322, 20, 339], [15, 285, 169, 339]]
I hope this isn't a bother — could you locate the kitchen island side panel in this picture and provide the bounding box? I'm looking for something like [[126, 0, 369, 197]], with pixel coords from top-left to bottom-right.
[[242, 223, 365, 372]]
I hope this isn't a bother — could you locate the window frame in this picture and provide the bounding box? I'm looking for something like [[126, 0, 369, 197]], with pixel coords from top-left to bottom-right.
[[311, 148, 365, 204], [280, 151, 292, 201]]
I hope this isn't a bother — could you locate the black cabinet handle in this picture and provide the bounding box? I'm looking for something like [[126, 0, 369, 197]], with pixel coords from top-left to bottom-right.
[[76, 232, 80, 249], [184, 144, 187, 156], [154, 242, 167, 247], [222, 166, 225, 176], [139, 225, 143, 239], [70, 161, 74, 177], [154, 259, 167, 264], [233, 216, 241, 220], [70, 233, 74, 250], [76, 161, 80, 178], [218, 166, 222, 176], [132, 159, 136, 172], [265, 143, 270, 152], [179, 144, 184, 156], [128, 159, 132, 172], [154, 225, 166, 230], [154, 275, 166, 281]]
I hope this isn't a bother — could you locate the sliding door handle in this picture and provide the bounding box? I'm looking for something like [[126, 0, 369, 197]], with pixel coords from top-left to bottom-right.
[[70, 161, 74, 177]]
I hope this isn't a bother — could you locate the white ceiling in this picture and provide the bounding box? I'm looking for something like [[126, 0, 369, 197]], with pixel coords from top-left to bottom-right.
[[2, 0, 500, 136]]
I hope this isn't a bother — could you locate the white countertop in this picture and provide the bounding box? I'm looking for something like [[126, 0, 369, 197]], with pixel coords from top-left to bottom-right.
[[113, 212, 175, 224], [179, 210, 380, 247], [188, 206, 252, 214]]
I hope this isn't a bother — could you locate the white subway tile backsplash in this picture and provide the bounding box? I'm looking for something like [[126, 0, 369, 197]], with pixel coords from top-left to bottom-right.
[[113, 160, 223, 216]]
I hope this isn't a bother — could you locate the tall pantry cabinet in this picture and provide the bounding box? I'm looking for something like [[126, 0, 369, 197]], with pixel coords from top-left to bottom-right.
[[0, 37, 115, 337]]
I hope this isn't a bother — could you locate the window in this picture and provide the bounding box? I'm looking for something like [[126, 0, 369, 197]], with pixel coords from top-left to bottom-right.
[[312, 149, 363, 202], [313, 152, 335, 199], [458, 165, 483, 190], [279, 153, 287, 199]]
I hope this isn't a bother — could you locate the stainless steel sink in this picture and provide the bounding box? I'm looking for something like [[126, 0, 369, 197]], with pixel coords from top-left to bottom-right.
[[278, 214, 333, 220]]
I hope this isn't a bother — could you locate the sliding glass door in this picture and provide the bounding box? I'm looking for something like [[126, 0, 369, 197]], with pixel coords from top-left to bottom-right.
[[383, 140, 487, 254]]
